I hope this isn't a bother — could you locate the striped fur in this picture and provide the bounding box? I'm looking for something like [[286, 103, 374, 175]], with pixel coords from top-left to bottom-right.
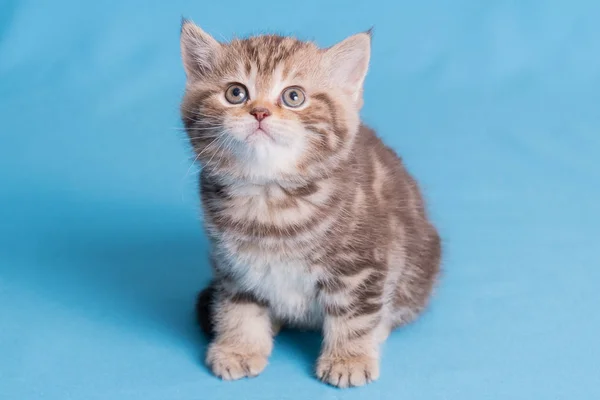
[[180, 21, 441, 388]]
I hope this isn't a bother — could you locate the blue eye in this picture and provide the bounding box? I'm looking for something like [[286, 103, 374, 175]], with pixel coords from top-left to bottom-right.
[[281, 86, 306, 108], [225, 84, 248, 104]]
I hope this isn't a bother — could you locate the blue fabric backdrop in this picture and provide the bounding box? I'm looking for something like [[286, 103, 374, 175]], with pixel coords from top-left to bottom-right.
[[1, 1, 599, 399]]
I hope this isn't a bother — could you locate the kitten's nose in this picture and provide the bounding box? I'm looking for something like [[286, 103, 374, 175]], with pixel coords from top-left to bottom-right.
[[249, 107, 271, 122]]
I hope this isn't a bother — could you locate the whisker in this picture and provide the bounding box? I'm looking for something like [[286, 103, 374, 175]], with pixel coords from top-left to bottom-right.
[[179, 136, 221, 143], [173, 126, 224, 132], [182, 134, 223, 179], [205, 132, 231, 167], [196, 136, 224, 158], [180, 118, 224, 127], [187, 126, 223, 131], [179, 106, 223, 120], [215, 134, 236, 169]]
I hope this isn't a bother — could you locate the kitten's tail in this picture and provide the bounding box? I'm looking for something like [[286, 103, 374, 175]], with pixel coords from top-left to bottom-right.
[[195, 281, 216, 338]]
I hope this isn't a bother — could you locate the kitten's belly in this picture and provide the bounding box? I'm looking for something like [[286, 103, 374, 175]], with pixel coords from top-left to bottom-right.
[[233, 259, 323, 328]]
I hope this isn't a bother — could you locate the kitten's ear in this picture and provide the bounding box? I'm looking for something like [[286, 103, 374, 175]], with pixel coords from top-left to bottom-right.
[[323, 31, 371, 102], [180, 19, 221, 80]]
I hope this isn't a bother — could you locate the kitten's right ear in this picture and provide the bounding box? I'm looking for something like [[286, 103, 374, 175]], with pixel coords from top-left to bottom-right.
[[322, 31, 371, 104], [180, 19, 221, 80]]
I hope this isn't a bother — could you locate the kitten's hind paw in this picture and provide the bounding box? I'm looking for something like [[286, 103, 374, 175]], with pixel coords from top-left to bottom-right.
[[316, 354, 380, 388], [206, 343, 268, 380]]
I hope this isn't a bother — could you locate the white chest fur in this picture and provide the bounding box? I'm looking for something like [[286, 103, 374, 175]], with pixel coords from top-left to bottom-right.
[[230, 259, 323, 327]]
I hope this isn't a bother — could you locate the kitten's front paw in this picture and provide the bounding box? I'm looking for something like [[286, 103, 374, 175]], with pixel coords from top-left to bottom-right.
[[206, 343, 268, 380], [316, 354, 380, 388]]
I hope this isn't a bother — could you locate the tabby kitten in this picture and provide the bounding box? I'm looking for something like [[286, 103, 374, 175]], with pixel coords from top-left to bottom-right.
[[180, 20, 441, 388]]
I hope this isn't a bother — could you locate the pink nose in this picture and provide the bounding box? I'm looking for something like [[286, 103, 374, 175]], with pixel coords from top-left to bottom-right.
[[250, 107, 271, 121]]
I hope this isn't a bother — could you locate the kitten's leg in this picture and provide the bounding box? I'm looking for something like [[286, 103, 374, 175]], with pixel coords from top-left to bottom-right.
[[206, 290, 274, 380], [195, 282, 217, 337], [392, 224, 441, 327], [316, 272, 387, 388]]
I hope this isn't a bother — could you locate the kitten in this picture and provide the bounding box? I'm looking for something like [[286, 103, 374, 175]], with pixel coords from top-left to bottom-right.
[[179, 20, 441, 388]]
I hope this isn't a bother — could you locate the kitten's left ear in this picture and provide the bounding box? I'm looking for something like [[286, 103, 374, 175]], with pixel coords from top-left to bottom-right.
[[180, 19, 221, 80], [323, 31, 371, 103]]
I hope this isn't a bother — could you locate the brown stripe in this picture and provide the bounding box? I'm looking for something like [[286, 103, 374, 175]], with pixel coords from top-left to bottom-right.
[[270, 196, 299, 210], [346, 323, 378, 341], [182, 90, 219, 126], [323, 296, 383, 318], [201, 187, 345, 239], [317, 277, 347, 293], [312, 92, 347, 142], [280, 182, 320, 197], [328, 255, 374, 276], [351, 300, 383, 317], [323, 303, 351, 317], [229, 291, 268, 307], [352, 271, 385, 298], [210, 211, 327, 238]]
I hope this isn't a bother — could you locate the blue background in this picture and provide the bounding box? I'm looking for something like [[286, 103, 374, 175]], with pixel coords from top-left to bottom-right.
[[2, 1, 599, 399]]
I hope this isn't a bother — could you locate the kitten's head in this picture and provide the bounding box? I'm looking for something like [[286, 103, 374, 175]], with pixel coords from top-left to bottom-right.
[[180, 20, 370, 184]]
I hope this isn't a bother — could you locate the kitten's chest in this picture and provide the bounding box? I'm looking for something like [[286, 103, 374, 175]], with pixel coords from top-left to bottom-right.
[[232, 259, 323, 327]]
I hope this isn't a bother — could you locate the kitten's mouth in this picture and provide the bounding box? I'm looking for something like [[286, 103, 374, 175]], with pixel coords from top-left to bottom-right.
[[246, 128, 274, 142]]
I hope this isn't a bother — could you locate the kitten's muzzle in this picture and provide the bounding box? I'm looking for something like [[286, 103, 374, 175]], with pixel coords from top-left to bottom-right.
[[249, 107, 271, 122]]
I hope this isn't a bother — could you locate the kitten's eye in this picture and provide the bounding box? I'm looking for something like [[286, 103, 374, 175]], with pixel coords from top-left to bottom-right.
[[281, 87, 306, 108], [225, 84, 248, 104]]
